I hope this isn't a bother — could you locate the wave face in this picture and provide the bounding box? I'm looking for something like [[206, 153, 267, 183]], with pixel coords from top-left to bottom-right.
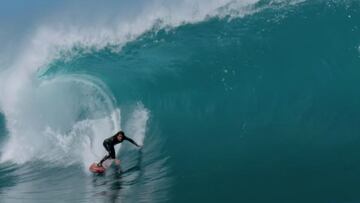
[[1, 0, 360, 202]]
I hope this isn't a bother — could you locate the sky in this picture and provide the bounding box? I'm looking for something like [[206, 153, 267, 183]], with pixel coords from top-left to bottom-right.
[[0, 0, 147, 67]]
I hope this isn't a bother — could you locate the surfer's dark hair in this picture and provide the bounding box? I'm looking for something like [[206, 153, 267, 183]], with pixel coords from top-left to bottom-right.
[[116, 131, 125, 136]]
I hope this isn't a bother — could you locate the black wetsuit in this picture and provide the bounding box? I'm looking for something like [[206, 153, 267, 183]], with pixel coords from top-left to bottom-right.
[[99, 134, 138, 165]]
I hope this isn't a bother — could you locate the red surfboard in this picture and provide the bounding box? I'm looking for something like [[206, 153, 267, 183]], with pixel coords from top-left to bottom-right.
[[89, 159, 120, 173], [89, 163, 106, 173]]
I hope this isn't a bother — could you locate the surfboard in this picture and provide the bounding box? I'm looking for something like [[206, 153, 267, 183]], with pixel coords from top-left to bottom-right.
[[89, 159, 120, 173], [89, 163, 106, 173]]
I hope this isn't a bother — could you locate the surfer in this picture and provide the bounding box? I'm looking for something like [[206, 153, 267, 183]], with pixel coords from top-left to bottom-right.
[[97, 131, 141, 167]]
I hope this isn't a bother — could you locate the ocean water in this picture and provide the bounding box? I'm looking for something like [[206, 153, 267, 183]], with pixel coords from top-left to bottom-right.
[[1, 0, 360, 202]]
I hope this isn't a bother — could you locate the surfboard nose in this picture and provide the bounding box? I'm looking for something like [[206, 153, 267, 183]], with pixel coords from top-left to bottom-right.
[[89, 163, 105, 173]]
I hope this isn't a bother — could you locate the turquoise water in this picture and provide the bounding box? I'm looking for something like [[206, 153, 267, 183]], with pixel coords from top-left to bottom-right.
[[1, 0, 360, 202]]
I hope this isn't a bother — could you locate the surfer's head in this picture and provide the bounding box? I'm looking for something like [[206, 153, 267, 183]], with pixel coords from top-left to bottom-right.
[[116, 131, 125, 141]]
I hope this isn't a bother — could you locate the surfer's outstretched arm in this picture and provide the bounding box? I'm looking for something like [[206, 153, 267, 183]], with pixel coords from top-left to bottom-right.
[[124, 136, 141, 147]]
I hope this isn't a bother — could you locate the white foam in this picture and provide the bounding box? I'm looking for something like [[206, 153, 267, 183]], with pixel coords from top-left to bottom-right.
[[0, 74, 121, 167], [124, 103, 150, 146]]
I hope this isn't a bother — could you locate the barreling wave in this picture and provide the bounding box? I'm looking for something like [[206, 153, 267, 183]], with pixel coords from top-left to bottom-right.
[[0, 0, 312, 202], [0, 0, 286, 169]]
